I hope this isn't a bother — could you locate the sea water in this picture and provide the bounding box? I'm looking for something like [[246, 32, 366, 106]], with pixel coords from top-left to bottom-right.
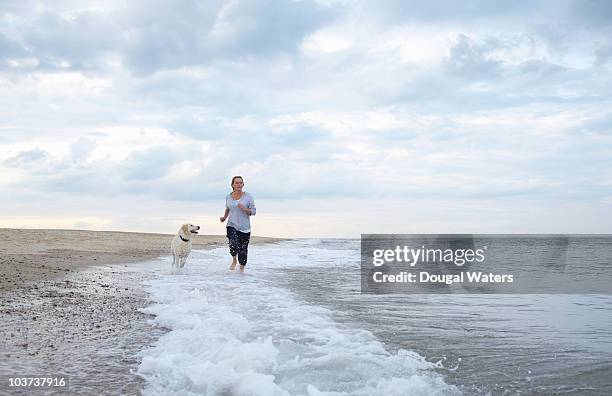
[[137, 239, 612, 395]]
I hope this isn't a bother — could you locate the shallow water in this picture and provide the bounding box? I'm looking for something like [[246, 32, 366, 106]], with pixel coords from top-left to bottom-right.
[[138, 239, 612, 395], [138, 249, 458, 395]]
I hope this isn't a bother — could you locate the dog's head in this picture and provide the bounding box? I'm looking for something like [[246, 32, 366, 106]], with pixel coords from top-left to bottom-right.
[[179, 223, 200, 238]]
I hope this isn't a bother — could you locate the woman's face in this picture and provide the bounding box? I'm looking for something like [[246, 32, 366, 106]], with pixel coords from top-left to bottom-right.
[[232, 178, 244, 191]]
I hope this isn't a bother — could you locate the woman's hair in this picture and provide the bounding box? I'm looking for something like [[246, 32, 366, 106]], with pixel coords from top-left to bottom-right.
[[231, 175, 244, 191]]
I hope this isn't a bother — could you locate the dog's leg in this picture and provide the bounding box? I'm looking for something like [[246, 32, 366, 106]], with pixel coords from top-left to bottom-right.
[[173, 254, 181, 273], [179, 256, 186, 268]]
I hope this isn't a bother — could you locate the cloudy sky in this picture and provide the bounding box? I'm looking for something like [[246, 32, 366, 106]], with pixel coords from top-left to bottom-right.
[[1, 0, 611, 237]]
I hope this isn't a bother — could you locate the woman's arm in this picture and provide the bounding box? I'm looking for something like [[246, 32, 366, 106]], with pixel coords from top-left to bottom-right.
[[238, 196, 256, 216], [238, 205, 253, 215], [220, 207, 229, 222], [248, 197, 256, 216]]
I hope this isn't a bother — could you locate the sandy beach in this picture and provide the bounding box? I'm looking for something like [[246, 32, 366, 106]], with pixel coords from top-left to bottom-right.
[[0, 228, 284, 395]]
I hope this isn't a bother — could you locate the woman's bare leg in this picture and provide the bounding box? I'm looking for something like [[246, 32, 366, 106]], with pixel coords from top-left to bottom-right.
[[229, 255, 238, 270], [239, 264, 245, 273]]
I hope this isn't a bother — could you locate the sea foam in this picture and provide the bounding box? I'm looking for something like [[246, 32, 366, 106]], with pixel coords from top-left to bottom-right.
[[137, 242, 459, 395]]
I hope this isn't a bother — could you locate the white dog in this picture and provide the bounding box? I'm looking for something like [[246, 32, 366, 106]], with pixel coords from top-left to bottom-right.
[[171, 223, 200, 271]]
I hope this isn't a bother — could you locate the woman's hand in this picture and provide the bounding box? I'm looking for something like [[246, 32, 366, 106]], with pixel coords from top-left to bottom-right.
[[219, 216, 227, 222], [237, 203, 250, 214]]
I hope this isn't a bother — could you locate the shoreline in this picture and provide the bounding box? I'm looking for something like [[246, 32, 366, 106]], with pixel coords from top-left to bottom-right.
[[0, 228, 286, 394], [0, 228, 284, 292]]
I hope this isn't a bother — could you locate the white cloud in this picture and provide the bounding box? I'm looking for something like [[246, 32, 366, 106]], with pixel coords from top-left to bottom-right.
[[1, 0, 611, 236]]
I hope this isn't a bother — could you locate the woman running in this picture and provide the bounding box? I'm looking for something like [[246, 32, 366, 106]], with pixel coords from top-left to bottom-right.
[[219, 175, 256, 273]]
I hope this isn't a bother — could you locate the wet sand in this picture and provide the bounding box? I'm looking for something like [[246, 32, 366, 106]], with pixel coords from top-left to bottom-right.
[[0, 228, 284, 395]]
